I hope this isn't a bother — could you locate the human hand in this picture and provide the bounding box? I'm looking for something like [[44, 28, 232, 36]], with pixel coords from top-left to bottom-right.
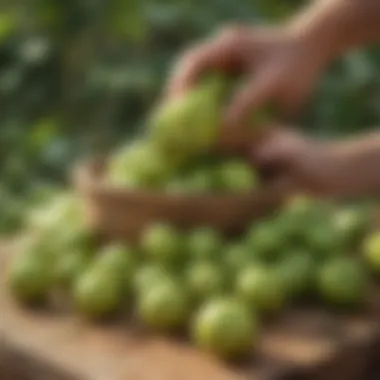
[[166, 25, 330, 149], [251, 127, 338, 196]]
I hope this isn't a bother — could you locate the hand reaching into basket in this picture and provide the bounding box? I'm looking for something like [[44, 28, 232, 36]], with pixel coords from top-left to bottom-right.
[[166, 0, 380, 150], [252, 127, 380, 198]]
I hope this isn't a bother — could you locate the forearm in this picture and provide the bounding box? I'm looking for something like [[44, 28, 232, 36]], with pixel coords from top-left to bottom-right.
[[289, 0, 380, 62], [323, 132, 380, 197]]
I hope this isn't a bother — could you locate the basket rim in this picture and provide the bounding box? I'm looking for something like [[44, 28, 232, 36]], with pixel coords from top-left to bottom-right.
[[72, 157, 292, 204]]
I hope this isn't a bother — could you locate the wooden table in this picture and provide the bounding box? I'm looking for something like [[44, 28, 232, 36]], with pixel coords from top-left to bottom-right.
[[1, 239, 380, 380]]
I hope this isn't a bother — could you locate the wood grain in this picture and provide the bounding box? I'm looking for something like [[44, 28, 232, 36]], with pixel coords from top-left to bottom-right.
[[1, 240, 379, 380]]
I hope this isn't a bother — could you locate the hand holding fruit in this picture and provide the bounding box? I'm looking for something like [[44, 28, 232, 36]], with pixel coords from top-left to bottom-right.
[[165, 25, 329, 150], [165, 0, 380, 152]]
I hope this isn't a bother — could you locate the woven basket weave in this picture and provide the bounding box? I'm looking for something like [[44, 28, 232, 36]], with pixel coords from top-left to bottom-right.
[[73, 159, 291, 242]]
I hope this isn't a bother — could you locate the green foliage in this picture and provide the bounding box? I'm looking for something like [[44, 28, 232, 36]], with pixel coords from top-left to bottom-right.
[[0, 0, 379, 234]]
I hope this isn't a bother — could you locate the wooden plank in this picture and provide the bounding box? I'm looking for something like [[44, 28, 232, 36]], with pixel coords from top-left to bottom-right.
[[1, 241, 379, 380]]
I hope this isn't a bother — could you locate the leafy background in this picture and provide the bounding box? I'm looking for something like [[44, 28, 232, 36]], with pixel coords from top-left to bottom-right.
[[1, 0, 380, 234]]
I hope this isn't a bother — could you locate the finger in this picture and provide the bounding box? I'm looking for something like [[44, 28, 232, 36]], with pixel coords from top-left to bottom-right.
[[252, 136, 289, 169], [225, 66, 282, 129], [166, 39, 237, 99], [251, 127, 300, 167], [266, 171, 300, 197], [165, 45, 209, 99]]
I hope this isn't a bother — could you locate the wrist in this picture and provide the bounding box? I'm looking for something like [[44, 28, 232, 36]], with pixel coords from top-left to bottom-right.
[[320, 135, 380, 198], [288, 0, 380, 63], [287, 0, 347, 64], [304, 141, 343, 196]]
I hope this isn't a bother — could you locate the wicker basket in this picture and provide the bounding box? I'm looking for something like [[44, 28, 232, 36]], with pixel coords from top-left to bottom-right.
[[73, 159, 292, 243]]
